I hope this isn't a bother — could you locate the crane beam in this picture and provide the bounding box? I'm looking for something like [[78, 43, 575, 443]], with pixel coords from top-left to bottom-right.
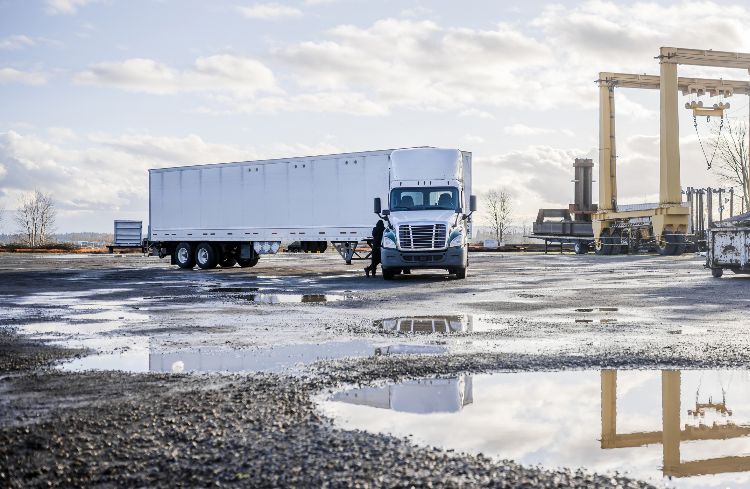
[[598, 72, 750, 95], [660, 47, 750, 71]]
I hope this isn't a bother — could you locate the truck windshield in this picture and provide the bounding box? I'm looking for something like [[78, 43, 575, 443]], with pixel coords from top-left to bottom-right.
[[390, 187, 459, 211]]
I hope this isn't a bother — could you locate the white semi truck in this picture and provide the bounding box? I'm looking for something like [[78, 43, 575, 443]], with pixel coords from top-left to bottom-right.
[[147, 147, 475, 278]]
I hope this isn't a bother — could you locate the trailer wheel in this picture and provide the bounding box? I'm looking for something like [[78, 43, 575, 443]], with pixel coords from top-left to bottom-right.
[[237, 257, 260, 268], [382, 268, 396, 280], [195, 242, 218, 269], [175, 242, 195, 269], [220, 255, 237, 268], [574, 242, 588, 255], [711, 268, 724, 278]]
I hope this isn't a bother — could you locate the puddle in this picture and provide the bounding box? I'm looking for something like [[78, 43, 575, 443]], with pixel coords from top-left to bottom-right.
[[245, 294, 352, 304], [376, 315, 473, 334], [60, 339, 377, 374], [320, 369, 750, 488]]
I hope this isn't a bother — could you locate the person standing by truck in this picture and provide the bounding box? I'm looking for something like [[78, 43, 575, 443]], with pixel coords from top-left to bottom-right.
[[365, 220, 385, 277]]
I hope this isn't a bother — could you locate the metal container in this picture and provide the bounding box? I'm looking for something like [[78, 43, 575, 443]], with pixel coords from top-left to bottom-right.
[[706, 212, 750, 278], [113, 220, 143, 247]]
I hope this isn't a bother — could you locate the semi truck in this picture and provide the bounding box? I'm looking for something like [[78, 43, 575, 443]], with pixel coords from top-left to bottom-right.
[[147, 147, 476, 278]]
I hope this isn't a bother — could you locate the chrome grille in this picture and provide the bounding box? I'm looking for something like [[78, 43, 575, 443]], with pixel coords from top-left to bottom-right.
[[398, 224, 447, 250]]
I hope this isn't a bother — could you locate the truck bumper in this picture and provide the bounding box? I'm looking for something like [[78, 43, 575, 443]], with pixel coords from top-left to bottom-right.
[[381, 247, 467, 269]]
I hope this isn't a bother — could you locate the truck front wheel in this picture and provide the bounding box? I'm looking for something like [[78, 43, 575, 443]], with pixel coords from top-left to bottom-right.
[[382, 268, 396, 280], [195, 242, 218, 269], [175, 242, 195, 269], [454, 266, 467, 279]]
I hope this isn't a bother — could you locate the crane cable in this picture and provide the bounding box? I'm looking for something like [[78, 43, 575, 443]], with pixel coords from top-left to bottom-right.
[[694, 114, 724, 170]]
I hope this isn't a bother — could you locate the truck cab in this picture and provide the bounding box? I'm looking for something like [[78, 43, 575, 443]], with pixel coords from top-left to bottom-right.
[[374, 148, 476, 279]]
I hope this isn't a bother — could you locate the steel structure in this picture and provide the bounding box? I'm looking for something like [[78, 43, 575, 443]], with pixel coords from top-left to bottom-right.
[[594, 47, 750, 255]]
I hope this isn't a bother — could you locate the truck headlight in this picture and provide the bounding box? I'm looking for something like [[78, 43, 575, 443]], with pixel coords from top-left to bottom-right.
[[448, 230, 464, 247], [382, 233, 397, 249]]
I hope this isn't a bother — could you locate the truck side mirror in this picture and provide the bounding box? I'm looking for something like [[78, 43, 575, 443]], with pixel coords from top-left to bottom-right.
[[382, 210, 390, 216], [374, 197, 382, 214], [470, 195, 477, 212]]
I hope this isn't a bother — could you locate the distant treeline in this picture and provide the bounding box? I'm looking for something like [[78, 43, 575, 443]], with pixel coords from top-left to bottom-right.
[[0, 232, 114, 245]]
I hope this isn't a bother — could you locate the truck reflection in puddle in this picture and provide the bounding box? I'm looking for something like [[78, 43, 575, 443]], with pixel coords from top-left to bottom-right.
[[322, 369, 750, 488], [332, 376, 472, 414], [148, 341, 373, 374], [376, 314, 472, 334], [246, 294, 350, 304]]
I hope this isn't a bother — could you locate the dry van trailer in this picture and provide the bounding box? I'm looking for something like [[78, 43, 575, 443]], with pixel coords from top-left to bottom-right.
[[147, 149, 394, 269]]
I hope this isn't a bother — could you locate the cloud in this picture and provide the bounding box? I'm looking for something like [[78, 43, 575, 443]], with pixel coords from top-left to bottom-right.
[[0, 35, 36, 50], [45, 0, 98, 15], [464, 134, 485, 144], [531, 0, 750, 74], [275, 18, 552, 113], [75, 54, 278, 96], [503, 124, 575, 137], [0, 68, 47, 86], [237, 3, 303, 20]]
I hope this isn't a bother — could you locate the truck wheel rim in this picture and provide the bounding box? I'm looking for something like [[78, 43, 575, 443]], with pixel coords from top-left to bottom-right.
[[197, 249, 208, 264], [178, 248, 189, 263]]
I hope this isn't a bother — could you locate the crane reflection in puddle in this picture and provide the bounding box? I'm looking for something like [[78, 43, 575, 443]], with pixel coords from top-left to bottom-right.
[[601, 369, 750, 479]]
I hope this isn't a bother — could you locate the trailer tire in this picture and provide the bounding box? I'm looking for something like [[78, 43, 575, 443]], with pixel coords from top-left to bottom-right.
[[237, 256, 260, 268], [382, 268, 396, 280], [220, 256, 237, 268], [195, 242, 218, 269], [175, 242, 195, 269], [711, 267, 724, 278], [574, 242, 588, 255]]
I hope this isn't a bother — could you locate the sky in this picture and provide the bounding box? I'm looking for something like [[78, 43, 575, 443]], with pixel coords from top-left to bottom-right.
[[1, 0, 749, 232]]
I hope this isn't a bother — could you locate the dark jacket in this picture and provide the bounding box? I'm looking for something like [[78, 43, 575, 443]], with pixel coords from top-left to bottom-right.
[[372, 222, 385, 250]]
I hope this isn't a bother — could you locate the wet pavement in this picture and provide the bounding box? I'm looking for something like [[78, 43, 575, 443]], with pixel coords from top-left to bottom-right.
[[1, 251, 749, 487]]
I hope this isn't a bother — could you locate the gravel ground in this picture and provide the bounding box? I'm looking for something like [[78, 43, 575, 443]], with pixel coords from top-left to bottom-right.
[[1, 251, 748, 487]]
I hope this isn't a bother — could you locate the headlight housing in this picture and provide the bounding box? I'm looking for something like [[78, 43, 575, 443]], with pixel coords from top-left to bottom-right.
[[448, 229, 464, 247], [382, 230, 397, 249]]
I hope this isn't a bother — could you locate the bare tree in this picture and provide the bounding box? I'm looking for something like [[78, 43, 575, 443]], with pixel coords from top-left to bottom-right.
[[712, 119, 749, 213], [15, 190, 56, 248], [484, 188, 513, 242]]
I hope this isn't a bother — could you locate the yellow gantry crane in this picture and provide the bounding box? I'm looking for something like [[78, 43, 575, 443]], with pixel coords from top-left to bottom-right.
[[594, 47, 750, 255]]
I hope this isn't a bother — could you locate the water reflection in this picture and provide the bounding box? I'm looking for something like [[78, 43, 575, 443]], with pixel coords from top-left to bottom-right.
[[376, 315, 472, 334], [333, 376, 473, 414], [246, 294, 351, 304], [321, 369, 750, 488], [62, 340, 374, 374], [601, 370, 750, 479]]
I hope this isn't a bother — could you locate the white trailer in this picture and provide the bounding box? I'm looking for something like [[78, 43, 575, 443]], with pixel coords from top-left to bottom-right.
[[148, 147, 474, 274]]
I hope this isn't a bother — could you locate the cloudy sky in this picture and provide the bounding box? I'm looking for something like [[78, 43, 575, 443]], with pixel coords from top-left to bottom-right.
[[1, 0, 750, 232]]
